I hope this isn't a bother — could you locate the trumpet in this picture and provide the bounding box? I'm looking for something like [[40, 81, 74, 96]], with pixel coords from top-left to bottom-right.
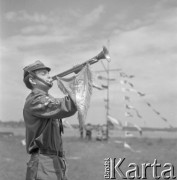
[[52, 46, 110, 81]]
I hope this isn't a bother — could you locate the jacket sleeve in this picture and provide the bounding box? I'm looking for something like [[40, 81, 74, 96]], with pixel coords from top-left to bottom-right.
[[28, 94, 77, 119]]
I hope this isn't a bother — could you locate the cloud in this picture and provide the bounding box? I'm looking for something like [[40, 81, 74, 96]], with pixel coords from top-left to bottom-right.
[[2, 6, 105, 50], [3, 34, 68, 50], [78, 5, 104, 29], [109, 7, 177, 59], [4, 10, 55, 24], [21, 25, 48, 34]]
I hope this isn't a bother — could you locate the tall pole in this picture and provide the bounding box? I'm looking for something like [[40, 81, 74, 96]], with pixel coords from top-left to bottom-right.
[[106, 40, 110, 140]]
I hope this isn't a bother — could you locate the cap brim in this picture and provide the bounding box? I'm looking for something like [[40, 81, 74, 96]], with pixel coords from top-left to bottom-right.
[[32, 67, 51, 72]]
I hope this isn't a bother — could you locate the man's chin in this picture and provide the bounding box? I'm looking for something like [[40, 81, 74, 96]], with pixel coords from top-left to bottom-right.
[[41, 82, 53, 90], [45, 81, 53, 88]]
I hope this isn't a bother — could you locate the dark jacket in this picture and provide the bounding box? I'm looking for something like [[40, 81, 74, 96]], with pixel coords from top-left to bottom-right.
[[23, 88, 77, 154]]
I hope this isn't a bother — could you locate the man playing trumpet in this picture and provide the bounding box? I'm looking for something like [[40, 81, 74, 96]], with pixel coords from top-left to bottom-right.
[[23, 60, 77, 180]]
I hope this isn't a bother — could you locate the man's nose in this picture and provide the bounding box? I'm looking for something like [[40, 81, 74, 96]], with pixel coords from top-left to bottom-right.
[[46, 73, 50, 78], [47, 75, 52, 81]]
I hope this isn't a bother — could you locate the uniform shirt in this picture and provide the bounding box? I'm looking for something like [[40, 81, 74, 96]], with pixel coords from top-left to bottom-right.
[[23, 88, 77, 154]]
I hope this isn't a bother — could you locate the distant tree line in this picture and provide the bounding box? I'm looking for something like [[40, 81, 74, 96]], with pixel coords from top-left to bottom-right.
[[0, 120, 25, 127], [0, 120, 176, 132]]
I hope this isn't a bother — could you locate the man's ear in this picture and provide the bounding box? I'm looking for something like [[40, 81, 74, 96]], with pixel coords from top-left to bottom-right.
[[29, 75, 36, 85]]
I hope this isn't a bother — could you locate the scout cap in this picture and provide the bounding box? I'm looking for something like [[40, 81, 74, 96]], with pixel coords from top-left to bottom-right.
[[23, 60, 51, 89]]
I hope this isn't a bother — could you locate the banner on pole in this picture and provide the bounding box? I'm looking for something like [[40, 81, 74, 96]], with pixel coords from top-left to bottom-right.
[[57, 64, 93, 130]]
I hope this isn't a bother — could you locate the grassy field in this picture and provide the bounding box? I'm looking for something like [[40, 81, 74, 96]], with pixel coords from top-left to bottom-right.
[[0, 128, 177, 180]]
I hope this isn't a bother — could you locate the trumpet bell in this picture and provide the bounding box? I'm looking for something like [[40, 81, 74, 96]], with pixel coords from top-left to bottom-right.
[[103, 46, 111, 61], [96, 46, 111, 61]]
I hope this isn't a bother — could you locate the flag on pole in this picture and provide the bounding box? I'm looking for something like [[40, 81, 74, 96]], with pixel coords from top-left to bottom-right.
[[128, 82, 134, 88], [124, 142, 141, 152], [126, 104, 134, 109], [135, 110, 143, 119], [124, 142, 135, 151], [124, 96, 130, 102], [120, 80, 127, 85], [124, 112, 133, 117], [57, 64, 93, 131], [125, 131, 134, 137], [146, 102, 151, 107], [107, 115, 123, 129], [92, 82, 103, 90], [137, 91, 146, 96], [125, 121, 142, 136], [120, 72, 135, 78], [97, 75, 115, 81], [152, 109, 161, 115], [101, 84, 108, 89]]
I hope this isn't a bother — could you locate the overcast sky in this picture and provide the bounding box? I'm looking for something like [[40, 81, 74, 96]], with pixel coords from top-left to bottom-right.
[[0, 0, 177, 128]]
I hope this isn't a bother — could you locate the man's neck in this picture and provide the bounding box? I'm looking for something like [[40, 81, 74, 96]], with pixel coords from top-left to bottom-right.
[[33, 87, 49, 94]]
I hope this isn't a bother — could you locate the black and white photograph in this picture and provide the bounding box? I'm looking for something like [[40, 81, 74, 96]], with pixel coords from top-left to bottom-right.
[[0, 0, 177, 180]]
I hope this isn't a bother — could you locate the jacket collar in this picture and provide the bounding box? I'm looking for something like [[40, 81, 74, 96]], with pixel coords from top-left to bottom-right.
[[32, 88, 48, 95]]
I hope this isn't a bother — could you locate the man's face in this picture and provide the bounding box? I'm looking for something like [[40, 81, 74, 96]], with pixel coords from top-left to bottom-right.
[[34, 69, 53, 90]]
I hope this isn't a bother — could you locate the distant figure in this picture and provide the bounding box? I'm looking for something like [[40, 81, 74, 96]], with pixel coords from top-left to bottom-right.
[[102, 124, 108, 140], [80, 127, 84, 139], [85, 123, 93, 140], [96, 125, 103, 141]]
